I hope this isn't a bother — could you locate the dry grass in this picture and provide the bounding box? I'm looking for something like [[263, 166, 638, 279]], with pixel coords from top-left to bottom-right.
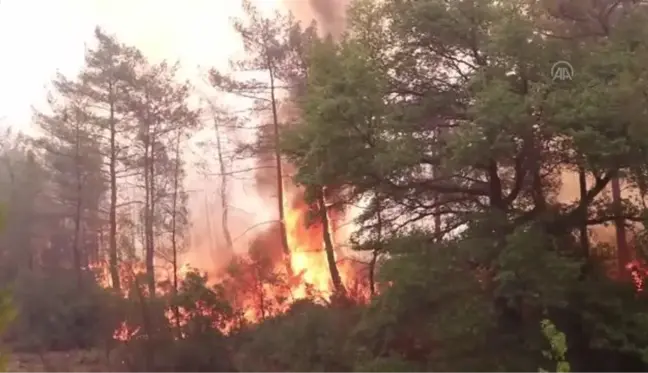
[[7, 349, 120, 372]]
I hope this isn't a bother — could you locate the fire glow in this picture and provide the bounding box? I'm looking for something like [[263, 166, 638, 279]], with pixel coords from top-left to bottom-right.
[[93, 187, 366, 342]]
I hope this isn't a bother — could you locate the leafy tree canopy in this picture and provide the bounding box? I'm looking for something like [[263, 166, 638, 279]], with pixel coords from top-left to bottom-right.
[[282, 0, 648, 370]]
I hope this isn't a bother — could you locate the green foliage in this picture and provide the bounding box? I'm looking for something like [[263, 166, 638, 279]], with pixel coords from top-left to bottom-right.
[[282, 36, 389, 203], [8, 270, 121, 351], [171, 271, 235, 334], [540, 319, 570, 373], [118, 271, 236, 372], [234, 300, 357, 372], [352, 233, 497, 371], [0, 289, 16, 372], [279, 0, 648, 371], [0, 206, 16, 372]]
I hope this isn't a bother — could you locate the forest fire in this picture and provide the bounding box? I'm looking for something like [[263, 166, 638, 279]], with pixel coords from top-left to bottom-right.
[[284, 194, 357, 299], [93, 187, 366, 342]]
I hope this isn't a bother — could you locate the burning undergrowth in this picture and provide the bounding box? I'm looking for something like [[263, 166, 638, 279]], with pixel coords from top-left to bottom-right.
[[93, 184, 370, 345]]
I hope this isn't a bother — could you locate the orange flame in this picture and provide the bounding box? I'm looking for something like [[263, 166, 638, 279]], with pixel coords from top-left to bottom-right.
[[286, 196, 336, 298]]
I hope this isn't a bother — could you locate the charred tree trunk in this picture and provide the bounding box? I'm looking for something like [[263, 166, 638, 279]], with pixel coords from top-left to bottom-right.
[[611, 176, 630, 279], [316, 188, 345, 296], [108, 86, 121, 292]]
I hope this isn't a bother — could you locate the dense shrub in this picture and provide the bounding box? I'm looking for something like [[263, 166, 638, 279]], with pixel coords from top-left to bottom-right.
[[7, 269, 122, 352]]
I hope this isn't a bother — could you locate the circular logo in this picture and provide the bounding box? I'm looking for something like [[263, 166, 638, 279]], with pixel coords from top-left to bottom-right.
[[551, 60, 574, 81]]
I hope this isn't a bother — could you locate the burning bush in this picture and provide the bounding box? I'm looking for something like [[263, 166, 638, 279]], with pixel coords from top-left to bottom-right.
[[114, 271, 237, 372]]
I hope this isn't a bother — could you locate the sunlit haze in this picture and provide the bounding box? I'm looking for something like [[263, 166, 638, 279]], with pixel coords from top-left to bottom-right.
[[0, 0, 290, 264], [0, 0, 284, 126]]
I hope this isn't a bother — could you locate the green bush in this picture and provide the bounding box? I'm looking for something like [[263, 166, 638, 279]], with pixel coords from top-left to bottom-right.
[[0, 289, 16, 372], [7, 269, 121, 351]]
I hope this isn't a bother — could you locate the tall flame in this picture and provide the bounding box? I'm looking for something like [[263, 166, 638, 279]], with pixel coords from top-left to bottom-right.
[[286, 195, 336, 298]]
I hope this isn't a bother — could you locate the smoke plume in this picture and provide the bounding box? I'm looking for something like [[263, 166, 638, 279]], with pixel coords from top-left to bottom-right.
[[246, 0, 352, 263], [285, 0, 350, 37], [253, 0, 349, 202]]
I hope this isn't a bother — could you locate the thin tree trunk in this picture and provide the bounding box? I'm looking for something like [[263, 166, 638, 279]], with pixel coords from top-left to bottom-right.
[[132, 270, 154, 370], [148, 140, 156, 296], [267, 61, 292, 276], [108, 87, 121, 291], [578, 165, 590, 257], [143, 123, 155, 296], [316, 188, 345, 296], [213, 115, 233, 254], [433, 128, 442, 241], [73, 190, 83, 287], [611, 176, 630, 279], [73, 115, 83, 288], [170, 131, 182, 332], [255, 266, 266, 321], [369, 195, 383, 296], [204, 194, 216, 264], [368, 250, 378, 296]]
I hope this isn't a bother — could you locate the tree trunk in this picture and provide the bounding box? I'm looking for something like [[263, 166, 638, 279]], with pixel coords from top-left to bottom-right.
[[433, 128, 442, 241], [268, 63, 293, 276], [316, 188, 345, 296], [108, 88, 121, 292], [73, 119, 83, 289], [170, 131, 182, 331], [132, 271, 154, 370], [578, 165, 590, 257], [72, 204, 82, 287], [368, 249, 378, 296], [144, 132, 156, 297], [369, 195, 383, 296], [611, 176, 630, 279], [214, 117, 233, 255], [148, 141, 156, 296]]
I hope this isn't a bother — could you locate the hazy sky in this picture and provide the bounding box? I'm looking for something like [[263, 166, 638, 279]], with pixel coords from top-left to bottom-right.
[[0, 0, 295, 266], [0, 0, 282, 130]]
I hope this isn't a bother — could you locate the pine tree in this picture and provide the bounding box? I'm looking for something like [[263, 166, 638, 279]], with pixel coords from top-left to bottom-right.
[[209, 0, 297, 274], [34, 95, 106, 287], [124, 60, 197, 296]]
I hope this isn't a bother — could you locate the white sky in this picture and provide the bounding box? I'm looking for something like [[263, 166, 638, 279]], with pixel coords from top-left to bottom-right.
[[0, 0, 284, 129], [0, 0, 294, 266]]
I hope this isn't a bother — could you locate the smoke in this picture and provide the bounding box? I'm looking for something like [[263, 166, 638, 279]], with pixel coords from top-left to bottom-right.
[[246, 0, 353, 260], [285, 0, 350, 38], [252, 0, 350, 200], [181, 0, 357, 283], [251, 0, 350, 199], [556, 168, 643, 265]]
